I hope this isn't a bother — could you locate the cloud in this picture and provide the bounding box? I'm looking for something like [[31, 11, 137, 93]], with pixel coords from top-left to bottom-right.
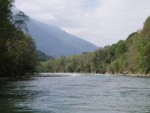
[[15, 0, 150, 46]]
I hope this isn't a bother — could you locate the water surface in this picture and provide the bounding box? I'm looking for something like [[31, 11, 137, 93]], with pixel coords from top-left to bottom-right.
[[0, 74, 150, 113]]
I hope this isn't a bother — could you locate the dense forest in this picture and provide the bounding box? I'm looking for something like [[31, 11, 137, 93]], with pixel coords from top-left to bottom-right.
[[38, 17, 150, 75], [0, 0, 38, 77]]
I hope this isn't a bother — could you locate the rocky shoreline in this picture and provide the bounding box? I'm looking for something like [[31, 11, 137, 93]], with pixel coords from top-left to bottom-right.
[[0, 73, 149, 81], [36, 72, 150, 77], [36, 73, 81, 77], [107, 73, 150, 77]]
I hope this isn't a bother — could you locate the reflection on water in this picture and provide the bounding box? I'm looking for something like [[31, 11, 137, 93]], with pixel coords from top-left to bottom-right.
[[0, 79, 37, 113], [0, 75, 150, 113]]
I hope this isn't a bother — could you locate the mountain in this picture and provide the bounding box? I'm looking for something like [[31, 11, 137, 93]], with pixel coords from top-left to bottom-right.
[[26, 19, 98, 57]]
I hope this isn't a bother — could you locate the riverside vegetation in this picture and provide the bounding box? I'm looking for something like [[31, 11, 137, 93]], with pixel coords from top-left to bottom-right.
[[38, 17, 150, 75], [0, 0, 38, 77]]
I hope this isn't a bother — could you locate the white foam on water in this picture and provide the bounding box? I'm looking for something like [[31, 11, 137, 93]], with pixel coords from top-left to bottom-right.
[[38, 73, 81, 77]]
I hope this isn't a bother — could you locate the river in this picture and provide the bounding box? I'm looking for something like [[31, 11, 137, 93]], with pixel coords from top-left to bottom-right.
[[0, 74, 150, 113]]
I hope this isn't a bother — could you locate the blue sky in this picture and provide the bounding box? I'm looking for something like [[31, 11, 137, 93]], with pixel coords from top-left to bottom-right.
[[15, 0, 150, 46]]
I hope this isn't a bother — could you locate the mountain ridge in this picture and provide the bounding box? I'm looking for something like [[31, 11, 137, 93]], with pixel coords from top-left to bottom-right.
[[27, 18, 98, 57]]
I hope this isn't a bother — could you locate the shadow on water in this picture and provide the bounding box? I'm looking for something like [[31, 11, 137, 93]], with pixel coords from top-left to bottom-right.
[[0, 78, 37, 113]]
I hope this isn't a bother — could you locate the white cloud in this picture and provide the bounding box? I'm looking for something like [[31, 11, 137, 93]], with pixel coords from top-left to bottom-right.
[[15, 0, 150, 46]]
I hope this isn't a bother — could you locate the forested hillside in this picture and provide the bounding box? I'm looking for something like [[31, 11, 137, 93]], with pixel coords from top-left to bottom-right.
[[37, 50, 53, 62], [38, 17, 150, 75], [0, 0, 37, 77]]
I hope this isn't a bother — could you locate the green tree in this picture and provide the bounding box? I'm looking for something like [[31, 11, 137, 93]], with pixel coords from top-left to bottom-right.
[[0, 0, 38, 77], [137, 41, 150, 74]]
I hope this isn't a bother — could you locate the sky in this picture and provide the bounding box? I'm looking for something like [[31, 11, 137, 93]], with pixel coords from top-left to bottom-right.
[[15, 0, 150, 47]]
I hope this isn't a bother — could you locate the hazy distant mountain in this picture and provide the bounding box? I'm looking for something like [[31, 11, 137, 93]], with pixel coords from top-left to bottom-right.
[[26, 19, 98, 57]]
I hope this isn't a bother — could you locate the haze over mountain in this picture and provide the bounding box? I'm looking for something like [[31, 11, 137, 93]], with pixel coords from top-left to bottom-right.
[[27, 19, 98, 57]]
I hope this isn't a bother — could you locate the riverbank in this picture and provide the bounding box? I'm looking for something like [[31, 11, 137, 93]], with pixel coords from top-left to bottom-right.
[[1, 72, 149, 81], [106, 73, 150, 77], [36, 73, 81, 77], [0, 75, 35, 81], [36, 72, 150, 77]]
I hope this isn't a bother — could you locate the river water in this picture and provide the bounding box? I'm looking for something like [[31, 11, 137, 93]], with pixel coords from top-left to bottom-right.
[[0, 74, 150, 113]]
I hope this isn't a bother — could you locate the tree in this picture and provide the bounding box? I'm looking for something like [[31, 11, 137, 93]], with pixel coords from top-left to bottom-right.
[[137, 41, 150, 74], [0, 0, 38, 77]]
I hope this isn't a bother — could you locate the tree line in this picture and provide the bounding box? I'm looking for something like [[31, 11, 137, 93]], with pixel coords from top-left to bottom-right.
[[0, 0, 38, 77], [37, 16, 150, 75]]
